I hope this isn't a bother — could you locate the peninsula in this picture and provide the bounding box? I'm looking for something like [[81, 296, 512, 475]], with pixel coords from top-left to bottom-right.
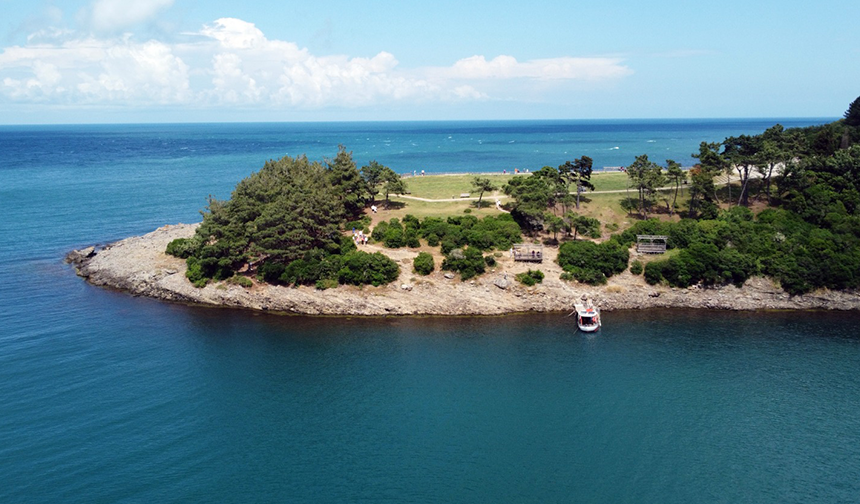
[[68, 104, 860, 314], [67, 222, 859, 315]]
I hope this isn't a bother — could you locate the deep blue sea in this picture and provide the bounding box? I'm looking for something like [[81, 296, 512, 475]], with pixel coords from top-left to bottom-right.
[[3, 119, 860, 504]]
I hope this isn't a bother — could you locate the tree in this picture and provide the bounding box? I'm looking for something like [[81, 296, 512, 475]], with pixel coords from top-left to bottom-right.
[[380, 167, 407, 208], [572, 156, 595, 210], [533, 165, 564, 212], [471, 176, 498, 208], [665, 159, 686, 215], [626, 154, 666, 218], [503, 173, 554, 232], [559, 156, 595, 211], [690, 142, 727, 218], [722, 135, 761, 206], [845, 96, 860, 127], [567, 214, 600, 240], [327, 145, 367, 217], [544, 212, 565, 241], [360, 160, 386, 203]]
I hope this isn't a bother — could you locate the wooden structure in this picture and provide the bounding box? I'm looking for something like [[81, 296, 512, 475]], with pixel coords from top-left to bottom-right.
[[636, 235, 668, 254], [513, 243, 543, 262]]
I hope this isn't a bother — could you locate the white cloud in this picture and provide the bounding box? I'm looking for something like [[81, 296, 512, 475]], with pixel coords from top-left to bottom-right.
[[1, 36, 189, 104], [0, 16, 633, 112], [86, 0, 174, 32], [443, 55, 633, 81]]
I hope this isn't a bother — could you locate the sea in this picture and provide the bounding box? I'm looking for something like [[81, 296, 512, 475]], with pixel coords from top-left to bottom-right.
[[2, 118, 859, 503]]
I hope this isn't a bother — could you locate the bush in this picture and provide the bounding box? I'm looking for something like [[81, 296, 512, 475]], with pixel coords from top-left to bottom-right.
[[258, 260, 286, 284], [382, 219, 404, 248], [413, 252, 435, 275], [484, 255, 496, 267], [185, 256, 208, 288], [226, 275, 253, 288], [337, 251, 400, 286], [441, 247, 486, 280], [165, 237, 198, 258], [516, 269, 544, 286], [315, 278, 339, 290], [557, 240, 629, 282], [644, 261, 664, 285], [630, 260, 643, 275], [565, 267, 607, 285]]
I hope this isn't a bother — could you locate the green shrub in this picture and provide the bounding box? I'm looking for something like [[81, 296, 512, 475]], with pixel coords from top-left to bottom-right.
[[405, 229, 421, 248], [165, 237, 198, 258], [382, 219, 404, 248], [413, 252, 435, 275], [516, 269, 544, 286], [630, 260, 643, 275], [315, 278, 339, 290], [226, 275, 253, 288], [644, 261, 664, 285], [371, 220, 389, 242], [337, 251, 400, 286], [464, 208, 472, 213], [441, 247, 486, 280], [557, 240, 629, 282], [258, 260, 286, 284], [185, 256, 208, 287], [484, 255, 496, 267]]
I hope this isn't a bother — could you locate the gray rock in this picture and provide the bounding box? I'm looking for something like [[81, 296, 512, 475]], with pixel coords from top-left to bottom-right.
[[494, 277, 510, 289], [444, 273, 455, 279], [401, 283, 413, 291]]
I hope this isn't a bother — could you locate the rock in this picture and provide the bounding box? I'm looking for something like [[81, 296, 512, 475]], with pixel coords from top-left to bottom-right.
[[401, 284, 413, 291], [444, 273, 455, 279], [65, 246, 96, 265], [494, 277, 510, 289]]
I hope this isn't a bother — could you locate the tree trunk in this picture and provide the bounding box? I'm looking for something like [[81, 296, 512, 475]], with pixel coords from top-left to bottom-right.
[[672, 180, 680, 216]]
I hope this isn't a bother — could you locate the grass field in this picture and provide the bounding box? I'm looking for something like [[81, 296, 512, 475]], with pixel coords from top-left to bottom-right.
[[367, 173, 706, 239], [400, 171, 635, 200]]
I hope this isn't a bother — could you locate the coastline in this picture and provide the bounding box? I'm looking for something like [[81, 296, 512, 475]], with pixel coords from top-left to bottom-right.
[[67, 224, 860, 316]]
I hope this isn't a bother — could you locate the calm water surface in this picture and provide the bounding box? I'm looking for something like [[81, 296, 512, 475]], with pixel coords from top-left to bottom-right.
[[1, 120, 858, 503]]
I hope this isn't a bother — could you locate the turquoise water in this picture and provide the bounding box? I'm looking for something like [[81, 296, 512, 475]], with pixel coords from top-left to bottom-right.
[[2, 119, 859, 503]]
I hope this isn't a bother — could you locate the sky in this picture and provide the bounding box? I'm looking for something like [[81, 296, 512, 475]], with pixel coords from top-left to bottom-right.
[[0, 0, 857, 124]]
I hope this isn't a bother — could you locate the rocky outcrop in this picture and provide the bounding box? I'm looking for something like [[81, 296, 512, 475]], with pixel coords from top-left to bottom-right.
[[67, 224, 860, 316]]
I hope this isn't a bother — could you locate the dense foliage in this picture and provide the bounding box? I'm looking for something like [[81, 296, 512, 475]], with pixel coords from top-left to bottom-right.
[[557, 240, 630, 285], [168, 150, 400, 288], [372, 213, 522, 253], [413, 252, 435, 275], [441, 247, 488, 280]]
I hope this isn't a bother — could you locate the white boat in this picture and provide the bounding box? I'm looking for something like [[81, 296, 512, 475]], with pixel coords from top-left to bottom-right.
[[573, 303, 601, 333]]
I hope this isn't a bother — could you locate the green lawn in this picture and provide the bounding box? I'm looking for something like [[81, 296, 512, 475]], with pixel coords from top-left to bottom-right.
[[400, 171, 635, 200], [402, 174, 514, 200]]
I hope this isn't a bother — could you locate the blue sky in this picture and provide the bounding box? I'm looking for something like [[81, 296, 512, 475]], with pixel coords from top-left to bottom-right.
[[0, 0, 857, 123]]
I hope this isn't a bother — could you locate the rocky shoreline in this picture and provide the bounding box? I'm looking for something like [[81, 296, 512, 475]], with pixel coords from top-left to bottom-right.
[[66, 224, 860, 316]]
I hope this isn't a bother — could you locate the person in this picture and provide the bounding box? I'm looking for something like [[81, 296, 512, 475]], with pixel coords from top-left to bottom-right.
[[421, 169, 425, 176], [371, 204, 377, 213]]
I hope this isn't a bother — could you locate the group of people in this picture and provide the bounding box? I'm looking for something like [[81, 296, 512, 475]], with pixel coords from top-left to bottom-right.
[[352, 228, 368, 246]]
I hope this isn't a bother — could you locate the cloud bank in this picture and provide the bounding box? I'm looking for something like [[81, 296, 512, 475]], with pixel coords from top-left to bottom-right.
[[0, 17, 633, 111]]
